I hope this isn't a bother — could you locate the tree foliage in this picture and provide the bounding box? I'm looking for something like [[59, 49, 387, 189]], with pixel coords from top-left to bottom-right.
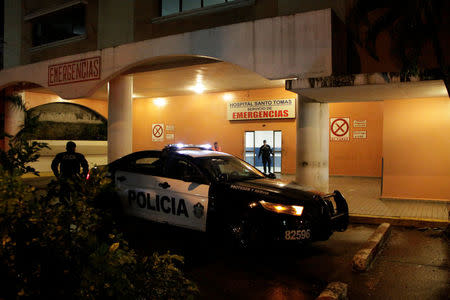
[[0, 94, 48, 176], [347, 0, 449, 89]]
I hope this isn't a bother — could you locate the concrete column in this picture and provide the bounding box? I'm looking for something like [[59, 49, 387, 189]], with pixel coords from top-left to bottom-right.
[[108, 75, 133, 162], [295, 95, 329, 192], [4, 92, 25, 148]]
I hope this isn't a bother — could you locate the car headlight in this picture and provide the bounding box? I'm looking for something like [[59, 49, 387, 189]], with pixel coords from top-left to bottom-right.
[[259, 200, 304, 216]]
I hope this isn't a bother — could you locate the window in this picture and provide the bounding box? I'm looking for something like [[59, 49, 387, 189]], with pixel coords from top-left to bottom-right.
[[30, 4, 86, 47], [165, 158, 206, 183], [125, 152, 164, 176], [161, 0, 236, 17]]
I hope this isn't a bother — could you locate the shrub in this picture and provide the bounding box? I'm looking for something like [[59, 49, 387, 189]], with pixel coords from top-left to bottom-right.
[[0, 169, 199, 299], [0, 97, 198, 299]]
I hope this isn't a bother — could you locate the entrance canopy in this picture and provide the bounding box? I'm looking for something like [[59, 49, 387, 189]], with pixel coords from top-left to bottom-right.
[[26, 58, 285, 100], [0, 9, 335, 100], [288, 74, 448, 102]]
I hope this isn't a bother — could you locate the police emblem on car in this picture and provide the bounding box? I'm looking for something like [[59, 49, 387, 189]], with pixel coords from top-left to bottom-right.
[[193, 202, 204, 218], [89, 143, 349, 246]]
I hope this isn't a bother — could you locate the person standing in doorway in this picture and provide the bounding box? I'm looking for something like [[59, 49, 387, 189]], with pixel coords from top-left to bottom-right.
[[212, 141, 222, 151], [258, 140, 273, 174], [51, 141, 89, 179]]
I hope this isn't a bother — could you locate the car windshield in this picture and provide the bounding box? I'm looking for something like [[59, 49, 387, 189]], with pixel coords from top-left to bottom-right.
[[195, 156, 265, 181]]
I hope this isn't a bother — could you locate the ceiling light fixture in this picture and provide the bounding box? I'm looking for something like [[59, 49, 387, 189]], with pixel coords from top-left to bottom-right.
[[190, 84, 205, 94], [153, 98, 167, 107], [223, 93, 233, 101]]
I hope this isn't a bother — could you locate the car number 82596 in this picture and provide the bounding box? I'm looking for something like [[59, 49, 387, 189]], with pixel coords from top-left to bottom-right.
[[284, 229, 311, 240]]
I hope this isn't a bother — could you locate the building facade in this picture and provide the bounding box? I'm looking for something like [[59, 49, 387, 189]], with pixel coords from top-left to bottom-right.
[[1, 0, 449, 201]]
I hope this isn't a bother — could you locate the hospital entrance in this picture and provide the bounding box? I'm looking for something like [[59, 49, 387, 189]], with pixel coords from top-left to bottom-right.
[[244, 130, 282, 173]]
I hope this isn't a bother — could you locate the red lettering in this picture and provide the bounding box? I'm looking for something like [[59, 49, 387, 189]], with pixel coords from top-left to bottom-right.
[[62, 66, 67, 81], [82, 61, 88, 78], [76, 63, 82, 79], [48, 57, 102, 85], [71, 63, 76, 80], [88, 61, 94, 77], [277, 110, 283, 117], [58, 66, 63, 82], [93, 59, 100, 77], [263, 111, 268, 118], [237, 112, 243, 119], [269, 111, 274, 118], [283, 110, 288, 117], [67, 65, 72, 81], [49, 68, 54, 84]]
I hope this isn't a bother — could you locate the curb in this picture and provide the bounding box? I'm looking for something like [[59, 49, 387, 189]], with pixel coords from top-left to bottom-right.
[[316, 282, 348, 300], [350, 214, 449, 228], [352, 223, 391, 272]]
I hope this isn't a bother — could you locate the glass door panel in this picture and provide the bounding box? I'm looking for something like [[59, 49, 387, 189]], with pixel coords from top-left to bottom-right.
[[244, 130, 282, 173]]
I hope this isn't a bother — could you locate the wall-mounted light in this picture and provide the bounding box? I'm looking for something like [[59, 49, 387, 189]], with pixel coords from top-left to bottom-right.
[[223, 93, 233, 101], [190, 84, 205, 94], [153, 97, 167, 107]]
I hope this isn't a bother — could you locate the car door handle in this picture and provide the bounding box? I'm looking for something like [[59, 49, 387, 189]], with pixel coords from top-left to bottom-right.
[[159, 182, 170, 189], [117, 176, 126, 182]]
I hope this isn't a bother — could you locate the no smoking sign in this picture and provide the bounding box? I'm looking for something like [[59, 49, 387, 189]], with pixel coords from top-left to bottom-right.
[[330, 118, 349, 141], [152, 123, 164, 142]]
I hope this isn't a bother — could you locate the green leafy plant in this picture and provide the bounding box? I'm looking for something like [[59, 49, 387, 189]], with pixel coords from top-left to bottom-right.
[[0, 94, 48, 176], [0, 167, 199, 299], [0, 97, 199, 299]]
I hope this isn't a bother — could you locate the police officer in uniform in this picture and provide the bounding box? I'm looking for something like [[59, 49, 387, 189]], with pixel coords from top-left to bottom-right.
[[51, 141, 89, 179], [258, 140, 273, 174]]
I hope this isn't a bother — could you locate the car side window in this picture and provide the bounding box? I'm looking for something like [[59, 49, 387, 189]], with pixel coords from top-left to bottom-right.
[[165, 158, 207, 184], [126, 153, 164, 176]]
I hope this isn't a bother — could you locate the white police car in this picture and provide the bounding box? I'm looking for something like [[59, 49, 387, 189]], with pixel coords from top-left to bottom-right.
[[92, 144, 349, 246]]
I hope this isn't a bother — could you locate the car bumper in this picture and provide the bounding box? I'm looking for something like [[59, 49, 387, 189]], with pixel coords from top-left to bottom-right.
[[250, 191, 349, 243]]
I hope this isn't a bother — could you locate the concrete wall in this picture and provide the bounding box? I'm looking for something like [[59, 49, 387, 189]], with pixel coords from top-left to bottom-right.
[[134, 0, 277, 42], [382, 97, 450, 201], [0, 10, 334, 99], [278, 0, 348, 21], [21, 91, 450, 202], [4, 0, 22, 68], [329, 102, 383, 177], [98, 0, 134, 49], [30, 140, 108, 173], [24, 91, 108, 118], [133, 88, 298, 174]]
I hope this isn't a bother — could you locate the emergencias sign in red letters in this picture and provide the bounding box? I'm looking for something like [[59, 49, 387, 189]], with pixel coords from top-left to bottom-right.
[[48, 56, 101, 86], [227, 99, 296, 121]]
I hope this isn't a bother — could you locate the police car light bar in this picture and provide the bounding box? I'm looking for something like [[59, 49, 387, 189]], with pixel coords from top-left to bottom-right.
[[165, 143, 213, 151]]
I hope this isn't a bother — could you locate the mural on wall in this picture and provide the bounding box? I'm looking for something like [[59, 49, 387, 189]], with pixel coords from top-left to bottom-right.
[[28, 103, 107, 140]]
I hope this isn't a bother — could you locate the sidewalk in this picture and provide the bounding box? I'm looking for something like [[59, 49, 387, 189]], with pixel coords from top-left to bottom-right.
[[279, 175, 449, 226]]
